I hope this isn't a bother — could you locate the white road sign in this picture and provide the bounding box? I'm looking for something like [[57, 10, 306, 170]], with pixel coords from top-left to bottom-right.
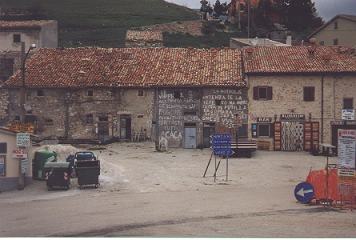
[[16, 133, 31, 147], [338, 129, 356, 176]]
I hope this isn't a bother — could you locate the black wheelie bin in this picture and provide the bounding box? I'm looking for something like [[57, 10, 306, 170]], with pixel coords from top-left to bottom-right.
[[44, 162, 71, 190], [76, 160, 100, 189]]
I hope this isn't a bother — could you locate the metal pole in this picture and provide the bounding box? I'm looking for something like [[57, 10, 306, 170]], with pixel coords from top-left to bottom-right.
[[226, 157, 228, 181], [247, 0, 250, 38]]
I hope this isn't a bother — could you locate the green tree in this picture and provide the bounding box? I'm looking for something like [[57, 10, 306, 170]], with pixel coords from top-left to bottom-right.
[[255, 0, 273, 28]]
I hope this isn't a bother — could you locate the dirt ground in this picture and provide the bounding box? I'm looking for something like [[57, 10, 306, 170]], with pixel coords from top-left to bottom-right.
[[0, 142, 355, 237]]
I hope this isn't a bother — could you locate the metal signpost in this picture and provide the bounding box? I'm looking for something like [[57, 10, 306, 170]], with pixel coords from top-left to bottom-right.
[[337, 129, 356, 208], [203, 134, 233, 182], [16, 133, 30, 190]]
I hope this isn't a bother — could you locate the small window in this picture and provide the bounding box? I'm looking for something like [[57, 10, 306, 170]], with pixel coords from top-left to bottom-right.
[[303, 87, 315, 101], [87, 90, 93, 97], [173, 91, 181, 99], [137, 114, 144, 118], [215, 99, 222, 106], [138, 90, 144, 96], [13, 34, 21, 43], [14, 116, 21, 121], [253, 86, 272, 100], [98, 116, 108, 122], [343, 98, 354, 109], [334, 21, 338, 29], [319, 41, 325, 46], [44, 118, 54, 126], [333, 38, 338, 45], [86, 114, 94, 124], [0, 143, 7, 154], [37, 89, 44, 97], [258, 124, 271, 137]]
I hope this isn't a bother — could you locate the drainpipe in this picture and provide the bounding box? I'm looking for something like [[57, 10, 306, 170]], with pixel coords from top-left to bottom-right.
[[154, 87, 159, 150], [321, 75, 324, 144]]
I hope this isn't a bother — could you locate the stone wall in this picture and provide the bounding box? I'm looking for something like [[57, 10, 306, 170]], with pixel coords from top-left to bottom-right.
[[0, 88, 9, 125], [157, 88, 248, 148], [6, 88, 154, 141], [247, 74, 356, 149]]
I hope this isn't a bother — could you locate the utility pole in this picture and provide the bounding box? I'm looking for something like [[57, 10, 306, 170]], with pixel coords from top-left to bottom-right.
[[247, 0, 251, 38]]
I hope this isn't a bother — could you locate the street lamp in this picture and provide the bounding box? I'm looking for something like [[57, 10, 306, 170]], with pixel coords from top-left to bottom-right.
[[20, 43, 36, 123]]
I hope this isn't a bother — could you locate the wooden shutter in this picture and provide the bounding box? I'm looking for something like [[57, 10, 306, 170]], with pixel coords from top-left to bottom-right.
[[312, 122, 319, 150], [274, 122, 281, 151], [267, 87, 273, 100], [253, 87, 259, 100], [304, 122, 312, 151]]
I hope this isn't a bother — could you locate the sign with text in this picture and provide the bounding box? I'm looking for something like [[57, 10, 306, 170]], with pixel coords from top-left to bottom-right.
[[342, 109, 355, 121], [257, 117, 272, 123], [16, 133, 31, 147], [12, 148, 28, 159], [211, 134, 233, 157], [280, 114, 305, 121], [338, 129, 356, 177]]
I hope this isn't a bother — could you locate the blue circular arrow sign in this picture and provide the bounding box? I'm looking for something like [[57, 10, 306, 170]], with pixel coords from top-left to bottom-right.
[[294, 182, 315, 204]]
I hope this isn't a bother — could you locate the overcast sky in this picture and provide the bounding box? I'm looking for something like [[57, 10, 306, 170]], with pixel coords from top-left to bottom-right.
[[165, 0, 356, 21]]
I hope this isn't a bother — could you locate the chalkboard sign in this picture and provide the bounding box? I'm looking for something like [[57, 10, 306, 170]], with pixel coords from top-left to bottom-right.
[[211, 134, 233, 157]]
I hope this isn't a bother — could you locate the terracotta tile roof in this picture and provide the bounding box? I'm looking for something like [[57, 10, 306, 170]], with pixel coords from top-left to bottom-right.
[[126, 30, 163, 43], [243, 46, 356, 74], [0, 20, 56, 30], [5, 47, 244, 88]]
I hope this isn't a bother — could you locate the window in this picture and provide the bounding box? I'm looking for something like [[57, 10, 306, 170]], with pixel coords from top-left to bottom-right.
[[137, 114, 144, 118], [0, 143, 7, 154], [44, 119, 54, 126], [85, 114, 94, 124], [215, 99, 221, 106], [87, 90, 93, 97], [343, 98, 354, 109], [0, 58, 14, 80], [138, 90, 144, 96], [98, 115, 108, 122], [333, 38, 338, 45], [253, 86, 272, 100], [319, 41, 325, 46], [13, 34, 21, 43], [303, 87, 315, 101], [173, 91, 181, 99], [37, 89, 44, 97], [334, 21, 338, 29], [258, 124, 271, 137]]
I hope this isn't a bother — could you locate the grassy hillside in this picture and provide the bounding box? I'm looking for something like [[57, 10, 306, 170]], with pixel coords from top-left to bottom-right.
[[0, 0, 199, 47]]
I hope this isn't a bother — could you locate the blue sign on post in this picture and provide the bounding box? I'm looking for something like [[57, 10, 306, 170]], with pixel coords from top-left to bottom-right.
[[294, 182, 315, 204], [211, 134, 233, 157]]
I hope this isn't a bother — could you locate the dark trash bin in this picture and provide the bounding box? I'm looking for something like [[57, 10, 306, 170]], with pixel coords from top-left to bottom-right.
[[76, 160, 100, 189], [44, 162, 71, 190], [66, 154, 76, 178]]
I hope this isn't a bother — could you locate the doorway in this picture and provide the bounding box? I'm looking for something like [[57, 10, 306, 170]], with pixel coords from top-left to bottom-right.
[[184, 123, 197, 149], [203, 122, 215, 148], [97, 115, 109, 142], [120, 115, 131, 140], [281, 122, 304, 151]]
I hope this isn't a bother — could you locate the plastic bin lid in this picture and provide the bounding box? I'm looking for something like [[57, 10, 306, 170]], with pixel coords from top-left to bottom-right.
[[44, 162, 70, 168]]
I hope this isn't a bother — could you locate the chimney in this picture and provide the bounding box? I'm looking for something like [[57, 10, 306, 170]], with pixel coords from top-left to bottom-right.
[[245, 47, 253, 61], [307, 38, 317, 57], [286, 35, 292, 46]]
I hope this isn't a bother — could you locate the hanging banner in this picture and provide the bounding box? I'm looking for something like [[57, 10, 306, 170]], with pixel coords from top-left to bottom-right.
[[338, 129, 356, 177]]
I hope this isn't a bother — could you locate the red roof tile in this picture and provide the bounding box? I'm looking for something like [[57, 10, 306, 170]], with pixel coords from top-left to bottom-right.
[[243, 46, 356, 74], [0, 20, 56, 30], [5, 47, 244, 88]]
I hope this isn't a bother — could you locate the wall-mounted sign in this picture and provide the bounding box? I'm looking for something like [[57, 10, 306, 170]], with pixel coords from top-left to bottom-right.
[[16, 133, 31, 147], [12, 148, 28, 159], [257, 117, 272, 123], [338, 129, 356, 177], [342, 109, 355, 121], [280, 114, 305, 121]]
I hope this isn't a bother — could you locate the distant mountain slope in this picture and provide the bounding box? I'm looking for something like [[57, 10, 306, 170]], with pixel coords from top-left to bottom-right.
[[0, 0, 199, 47]]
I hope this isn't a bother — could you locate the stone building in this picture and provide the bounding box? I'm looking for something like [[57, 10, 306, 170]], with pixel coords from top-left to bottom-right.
[[0, 20, 58, 83], [2, 47, 247, 148], [308, 15, 356, 48], [243, 46, 356, 151]]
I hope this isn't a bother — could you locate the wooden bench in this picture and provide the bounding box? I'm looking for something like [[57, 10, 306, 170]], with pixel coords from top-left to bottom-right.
[[231, 139, 257, 158]]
